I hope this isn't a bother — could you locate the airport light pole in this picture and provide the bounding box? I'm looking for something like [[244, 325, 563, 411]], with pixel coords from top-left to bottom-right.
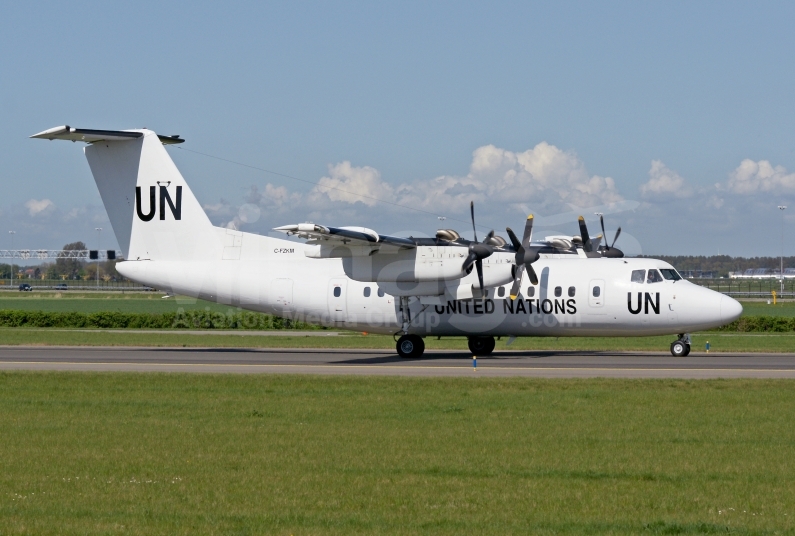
[[95, 227, 102, 290], [8, 231, 15, 288], [779, 206, 787, 295]]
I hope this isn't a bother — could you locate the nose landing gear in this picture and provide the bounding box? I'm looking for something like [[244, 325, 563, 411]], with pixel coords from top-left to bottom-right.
[[670, 333, 691, 357]]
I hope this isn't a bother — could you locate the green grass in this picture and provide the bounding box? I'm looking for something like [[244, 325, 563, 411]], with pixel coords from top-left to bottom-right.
[[738, 301, 795, 317], [0, 328, 793, 352], [0, 373, 794, 534]]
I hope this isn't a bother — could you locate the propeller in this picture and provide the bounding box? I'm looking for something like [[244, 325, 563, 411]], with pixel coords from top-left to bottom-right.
[[577, 216, 593, 252], [461, 201, 494, 295], [506, 214, 540, 300], [598, 214, 623, 258]]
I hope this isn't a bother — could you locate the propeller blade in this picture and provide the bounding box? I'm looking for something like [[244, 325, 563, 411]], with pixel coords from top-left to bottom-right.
[[527, 263, 539, 286], [592, 234, 603, 251], [471, 243, 492, 260], [485, 230, 495, 242], [470, 200, 477, 243], [611, 227, 622, 248], [577, 216, 592, 252], [509, 265, 525, 300], [505, 227, 521, 250], [462, 250, 478, 273], [520, 215, 534, 248], [600, 214, 607, 248], [475, 258, 484, 293]]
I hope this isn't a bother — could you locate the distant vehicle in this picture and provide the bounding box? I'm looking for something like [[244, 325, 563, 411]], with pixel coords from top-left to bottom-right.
[[18, 283, 32, 291], [54, 283, 68, 290]]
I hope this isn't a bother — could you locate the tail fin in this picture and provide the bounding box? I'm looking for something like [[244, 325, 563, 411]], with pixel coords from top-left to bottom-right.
[[31, 126, 216, 261]]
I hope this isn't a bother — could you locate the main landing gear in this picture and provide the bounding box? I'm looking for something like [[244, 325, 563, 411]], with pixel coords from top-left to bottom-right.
[[468, 336, 495, 356], [396, 334, 425, 358], [396, 335, 498, 359], [670, 333, 691, 357]]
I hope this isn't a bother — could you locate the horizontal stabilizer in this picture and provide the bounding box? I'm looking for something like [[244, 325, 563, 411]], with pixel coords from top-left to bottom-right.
[[30, 126, 184, 145]]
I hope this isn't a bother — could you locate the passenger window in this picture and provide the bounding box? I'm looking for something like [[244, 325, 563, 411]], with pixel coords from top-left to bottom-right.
[[592, 286, 601, 297], [498, 287, 505, 297], [568, 286, 575, 297], [660, 269, 682, 281], [377, 288, 385, 297], [363, 286, 371, 297], [631, 270, 646, 283], [333, 286, 341, 297], [527, 287, 535, 297], [647, 269, 663, 283], [554, 286, 562, 297]]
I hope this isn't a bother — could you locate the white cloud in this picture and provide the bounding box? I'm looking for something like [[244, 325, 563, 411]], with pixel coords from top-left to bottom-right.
[[205, 142, 640, 236], [639, 160, 692, 199], [727, 159, 795, 194], [305, 142, 624, 216], [24, 198, 55, 217], [705, 195, 724, 210], [312, 161, 393, 207]]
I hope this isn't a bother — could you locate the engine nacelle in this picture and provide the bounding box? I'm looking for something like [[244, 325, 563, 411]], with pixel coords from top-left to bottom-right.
[[307, 243, 516, 296], [341, 246, 467, 282]]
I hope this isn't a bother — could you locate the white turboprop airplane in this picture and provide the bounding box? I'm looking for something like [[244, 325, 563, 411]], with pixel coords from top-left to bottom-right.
[[31, 126, 743, 358]]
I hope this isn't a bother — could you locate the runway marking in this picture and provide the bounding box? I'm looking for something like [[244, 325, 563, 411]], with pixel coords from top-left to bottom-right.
[[2, 361, 794, 374]]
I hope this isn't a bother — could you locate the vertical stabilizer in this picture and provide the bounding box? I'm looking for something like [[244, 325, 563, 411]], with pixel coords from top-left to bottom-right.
[[32, 127, 218, 261]]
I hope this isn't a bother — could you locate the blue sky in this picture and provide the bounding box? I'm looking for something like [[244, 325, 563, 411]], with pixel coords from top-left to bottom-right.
[[2, 1, 794, 257]]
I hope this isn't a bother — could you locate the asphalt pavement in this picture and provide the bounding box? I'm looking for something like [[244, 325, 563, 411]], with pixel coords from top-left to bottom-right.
[[1, 346, 794, 378]]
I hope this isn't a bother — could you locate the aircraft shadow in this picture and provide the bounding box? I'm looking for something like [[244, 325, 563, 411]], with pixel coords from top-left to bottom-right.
[[336, 349, 648, 365]]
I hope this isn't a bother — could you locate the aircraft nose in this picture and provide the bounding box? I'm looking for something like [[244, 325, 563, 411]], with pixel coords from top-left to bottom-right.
[[720, 295, 743, 324]]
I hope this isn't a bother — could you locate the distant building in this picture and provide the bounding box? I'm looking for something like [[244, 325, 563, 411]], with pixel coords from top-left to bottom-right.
[[729, 268, 795, 279], [681, 270, 717, 279]]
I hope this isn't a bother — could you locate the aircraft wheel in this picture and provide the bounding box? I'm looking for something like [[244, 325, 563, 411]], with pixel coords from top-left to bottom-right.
[[396, 334, 425, 358], [670, 340, 688, 357], [468, 336, 496, 356]]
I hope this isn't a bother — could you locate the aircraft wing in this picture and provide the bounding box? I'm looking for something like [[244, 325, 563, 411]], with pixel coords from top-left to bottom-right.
[[273, 224, 416, 248]]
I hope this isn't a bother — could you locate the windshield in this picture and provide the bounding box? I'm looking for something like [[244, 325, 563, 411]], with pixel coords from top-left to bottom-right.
[[660, 268, 682, 281], [647, 269, 663, 283]]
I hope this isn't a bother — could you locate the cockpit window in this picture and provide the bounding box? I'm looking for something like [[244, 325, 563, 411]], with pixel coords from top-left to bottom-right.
[[631, 270, 646, 283], [647, 269, 663, 283], [660, 269, 682, 281]]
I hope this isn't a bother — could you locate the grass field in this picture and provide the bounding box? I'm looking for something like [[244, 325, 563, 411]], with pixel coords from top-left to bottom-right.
[[738, 301, 795, 317], [1, 293, 794, 317], [1, 328, 793, 353], [1, 373, 794, 535]]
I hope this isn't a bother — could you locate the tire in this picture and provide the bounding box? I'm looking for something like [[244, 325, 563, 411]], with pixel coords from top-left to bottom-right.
[[468, 336, 496, 356], [396, 334, 425, 358], [670, 340, 688, 357], [683, 344, 691, 357]]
